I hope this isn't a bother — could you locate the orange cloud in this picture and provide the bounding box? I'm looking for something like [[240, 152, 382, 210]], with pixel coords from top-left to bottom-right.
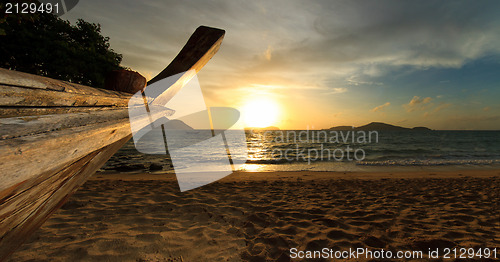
[[404, 96, 432, 112], [371, 102, 391, 112]]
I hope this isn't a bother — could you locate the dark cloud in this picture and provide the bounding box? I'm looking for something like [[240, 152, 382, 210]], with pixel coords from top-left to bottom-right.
[[64, 0, 500, 78]]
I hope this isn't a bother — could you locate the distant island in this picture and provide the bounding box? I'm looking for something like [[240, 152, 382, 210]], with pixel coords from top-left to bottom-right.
[[328, 122, 432, 131]]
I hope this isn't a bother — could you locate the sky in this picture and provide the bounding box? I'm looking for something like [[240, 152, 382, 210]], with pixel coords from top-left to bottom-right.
[[63, 0, 500, 130]]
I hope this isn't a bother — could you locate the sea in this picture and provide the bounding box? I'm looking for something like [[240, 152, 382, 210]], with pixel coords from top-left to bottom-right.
[[101, 130, 500, 173]]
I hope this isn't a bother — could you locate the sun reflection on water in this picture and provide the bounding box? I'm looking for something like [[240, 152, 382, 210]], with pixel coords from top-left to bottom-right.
[[239, 164, 265, 172]]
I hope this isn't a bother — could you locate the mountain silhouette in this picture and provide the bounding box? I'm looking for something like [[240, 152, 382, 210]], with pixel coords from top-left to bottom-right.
[[164, 119, 194, 130], [150, 118, 194, 130], [328, 122, 431, 131]]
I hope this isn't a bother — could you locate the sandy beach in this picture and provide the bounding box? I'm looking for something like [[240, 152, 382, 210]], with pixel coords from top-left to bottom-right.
[[8, 170, 499, 261]]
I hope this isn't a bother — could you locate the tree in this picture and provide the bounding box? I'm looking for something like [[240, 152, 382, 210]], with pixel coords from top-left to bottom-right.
[[0, 7, 123, 88]]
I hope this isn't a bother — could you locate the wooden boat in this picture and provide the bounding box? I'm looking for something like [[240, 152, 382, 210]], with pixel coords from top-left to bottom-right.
[[0, 26, 225, 261]]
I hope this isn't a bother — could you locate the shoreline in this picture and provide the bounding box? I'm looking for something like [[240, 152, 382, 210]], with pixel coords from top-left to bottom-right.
[[92, 168, 500, 182], [100, 160, 500, 176]]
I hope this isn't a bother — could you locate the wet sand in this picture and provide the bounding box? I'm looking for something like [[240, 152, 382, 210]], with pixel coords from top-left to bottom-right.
[[8, 170, 500, 261]]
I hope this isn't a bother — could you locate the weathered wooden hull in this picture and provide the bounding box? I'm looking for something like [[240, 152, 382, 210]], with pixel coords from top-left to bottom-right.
[[0, 136, 130, 260], [0, 69, 146, 261], [0, 26, 225, 261]]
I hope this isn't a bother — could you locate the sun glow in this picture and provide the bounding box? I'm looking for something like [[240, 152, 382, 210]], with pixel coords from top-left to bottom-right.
[[241, 98, 280, 128]]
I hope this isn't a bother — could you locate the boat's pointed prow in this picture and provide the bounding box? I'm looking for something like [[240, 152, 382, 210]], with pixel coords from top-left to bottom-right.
[[146, 26, 225, 107], [148, 25, 225, 86]]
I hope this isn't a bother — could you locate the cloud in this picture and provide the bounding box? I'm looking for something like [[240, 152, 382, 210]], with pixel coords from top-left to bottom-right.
[[63, 0, 500, 97], [324, 87, 348, 95], [310, 1, 500, 67], [60, 0, 500, 130], [404, 96, 432, 112], [410, 96, 432, 106], [371, 102, 391, 112], [433, 103, 452, 113], [346, 75, 383, 86], [422, 97, 432, 104], [264, 46, 272, 61], [423, 103, 452, 117]]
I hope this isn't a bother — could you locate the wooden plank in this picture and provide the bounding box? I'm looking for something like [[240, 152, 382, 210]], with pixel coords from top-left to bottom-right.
[[0, 68, 52, 90], [0, 105, 173, 140], [0, 68, 130, 97], [0, 84, 134, 108], [0, 108, 166, 192], [0, 152, 99, 260], [0, 121, 127, 192], [0, 136, 130, 261], [147, 26, 225, 106], [0, 109, 127, 139], [0, 106, 120, 119], [0, 182, 25, 203], [0, 152, 99, 230]]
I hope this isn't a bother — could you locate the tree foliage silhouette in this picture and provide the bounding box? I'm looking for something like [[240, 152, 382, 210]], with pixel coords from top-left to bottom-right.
[[0, 9, 123, 88]]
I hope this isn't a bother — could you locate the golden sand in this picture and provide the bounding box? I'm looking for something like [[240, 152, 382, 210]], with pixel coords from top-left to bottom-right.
[[9, 170, 500, 261]]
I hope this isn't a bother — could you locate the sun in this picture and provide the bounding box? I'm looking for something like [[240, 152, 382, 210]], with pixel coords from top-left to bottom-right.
[[241, 98, 280, 128]]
